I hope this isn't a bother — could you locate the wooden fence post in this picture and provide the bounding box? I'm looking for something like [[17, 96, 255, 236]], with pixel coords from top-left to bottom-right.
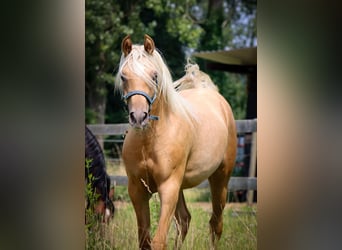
[[247, 131, 257, 204]]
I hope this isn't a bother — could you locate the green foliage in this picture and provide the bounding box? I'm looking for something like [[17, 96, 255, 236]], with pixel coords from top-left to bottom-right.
[[85, 108, 98, 124], [184, 188, 211, 202], [85, 158, 116, 249], [85, 158, 112, 249], [222, 0, 257, 48], [85, 159, 100, 229], [216, 72, 247, 120], [113, 185, 130, 202]]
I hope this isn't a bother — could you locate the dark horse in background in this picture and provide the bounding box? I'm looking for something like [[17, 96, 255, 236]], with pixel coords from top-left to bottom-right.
[[85, 125, 115, 223]]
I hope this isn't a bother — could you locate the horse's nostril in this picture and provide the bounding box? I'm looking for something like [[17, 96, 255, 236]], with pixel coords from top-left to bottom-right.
[[142, 112, 148, 121], [129, 111, 149, 127], [129, 112, 137, 124]]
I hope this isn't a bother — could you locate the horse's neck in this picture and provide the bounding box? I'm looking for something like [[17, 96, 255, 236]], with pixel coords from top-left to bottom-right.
[[150, 96, 170, 122], [142, 97, 171, 137]]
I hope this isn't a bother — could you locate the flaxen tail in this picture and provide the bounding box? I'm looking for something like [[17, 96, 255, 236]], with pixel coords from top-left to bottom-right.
[[174, 61, 218, 91]]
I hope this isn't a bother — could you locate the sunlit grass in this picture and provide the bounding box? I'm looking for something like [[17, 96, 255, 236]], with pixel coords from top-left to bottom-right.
[[88, 200, 256, 250]]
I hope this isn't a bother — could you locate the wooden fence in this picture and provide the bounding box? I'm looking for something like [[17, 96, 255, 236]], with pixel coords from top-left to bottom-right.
[[87, 119, 257, 136], [88, 119, 257, 201], [108, 175, 256, 192]]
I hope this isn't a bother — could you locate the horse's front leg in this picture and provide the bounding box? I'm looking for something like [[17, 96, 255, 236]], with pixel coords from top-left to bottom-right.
[[152, 178, 181, 250], [128, 178, 152, 250]]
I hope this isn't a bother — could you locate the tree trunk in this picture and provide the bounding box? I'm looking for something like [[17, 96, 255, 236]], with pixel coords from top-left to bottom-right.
[[86, 80, 107, 124], [208, 0, 223, 17], [88, 93, 106, 124]]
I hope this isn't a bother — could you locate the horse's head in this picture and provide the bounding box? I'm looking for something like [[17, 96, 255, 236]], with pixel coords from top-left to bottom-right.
[[117, 35, 159, 129], [93, 186, 115, 223]]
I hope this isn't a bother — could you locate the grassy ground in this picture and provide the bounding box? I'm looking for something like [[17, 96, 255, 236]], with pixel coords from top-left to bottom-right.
[[86, 198, 256, 249], [86, 162, 256, 249]]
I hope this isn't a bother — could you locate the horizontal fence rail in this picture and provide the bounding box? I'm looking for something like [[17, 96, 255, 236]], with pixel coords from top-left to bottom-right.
[[110, 175, 257, 191], [88, 119, 257, 192], [87, 119, 257, 136]]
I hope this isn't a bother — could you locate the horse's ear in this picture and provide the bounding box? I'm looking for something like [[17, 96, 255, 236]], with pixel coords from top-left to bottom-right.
[[122, 35, 132, 57], [144, 34, 155, 55]]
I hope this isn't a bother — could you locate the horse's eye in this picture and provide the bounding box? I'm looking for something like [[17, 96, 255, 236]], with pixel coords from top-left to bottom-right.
[[152, 73, 158, 84], [121, 75, 126, 82]]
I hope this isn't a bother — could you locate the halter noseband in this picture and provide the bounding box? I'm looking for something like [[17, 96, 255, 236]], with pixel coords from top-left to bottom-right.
[[123, 90, 157, 106], [122, 89, 159, 121]]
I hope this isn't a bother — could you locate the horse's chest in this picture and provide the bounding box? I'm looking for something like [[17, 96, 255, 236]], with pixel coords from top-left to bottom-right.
[[123, 143, 180, 182], [123, 143, 154, 171]]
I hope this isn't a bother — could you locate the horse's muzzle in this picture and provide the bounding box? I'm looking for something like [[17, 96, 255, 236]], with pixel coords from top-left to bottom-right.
[[129, 110, 149, 129]]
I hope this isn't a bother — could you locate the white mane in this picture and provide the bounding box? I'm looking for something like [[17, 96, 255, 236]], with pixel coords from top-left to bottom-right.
[[173, 62, 219, 91]]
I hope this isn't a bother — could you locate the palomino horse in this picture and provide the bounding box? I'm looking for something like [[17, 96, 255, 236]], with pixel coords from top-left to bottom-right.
[[85, 125, 115, 223], [116, 35, 236, 249]]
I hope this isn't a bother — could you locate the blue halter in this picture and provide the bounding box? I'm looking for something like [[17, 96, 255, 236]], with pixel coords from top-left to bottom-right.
[[122, 88, 159, 121], [123, 90, 157, 106]]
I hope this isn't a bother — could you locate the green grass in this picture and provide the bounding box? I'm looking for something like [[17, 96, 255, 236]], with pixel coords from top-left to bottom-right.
[[86, 198, 256, 249]]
